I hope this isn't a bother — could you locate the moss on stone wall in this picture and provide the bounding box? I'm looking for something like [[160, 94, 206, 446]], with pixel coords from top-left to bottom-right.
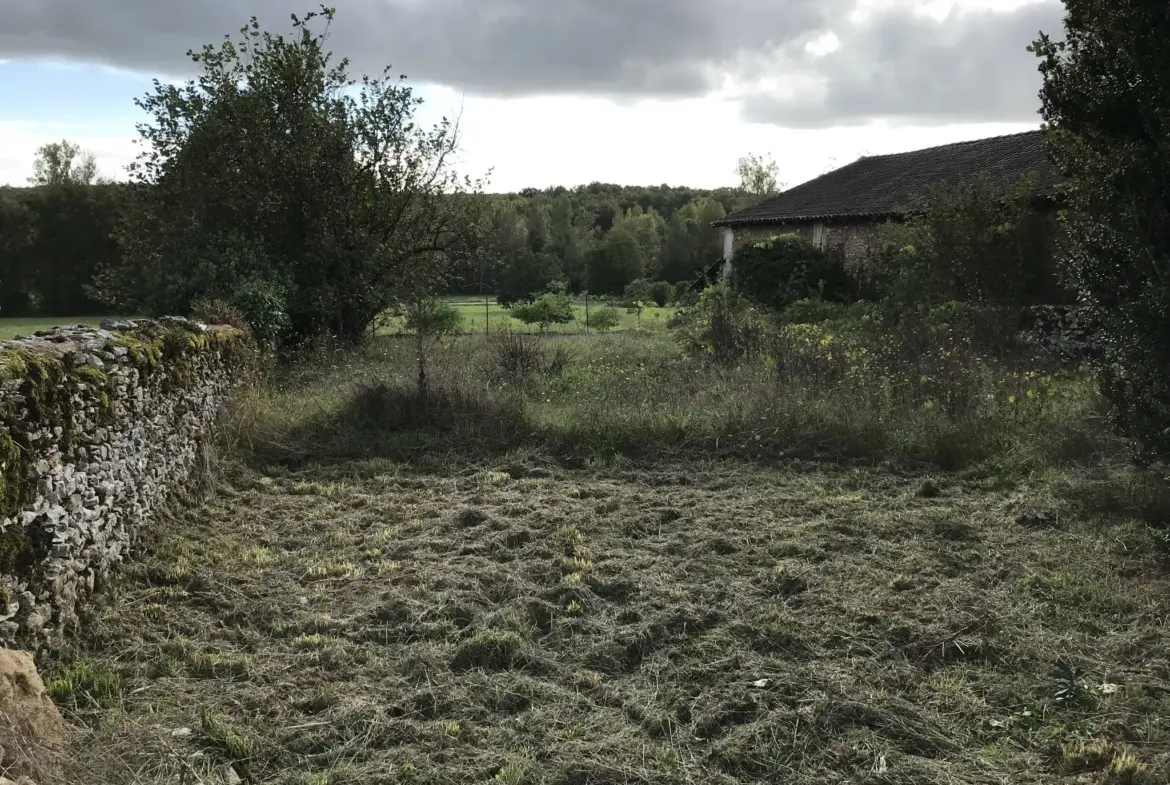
[[0, 319, 254, 642]]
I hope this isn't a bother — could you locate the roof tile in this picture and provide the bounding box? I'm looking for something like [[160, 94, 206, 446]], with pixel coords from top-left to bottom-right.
[[717, 130, 1059, 225]]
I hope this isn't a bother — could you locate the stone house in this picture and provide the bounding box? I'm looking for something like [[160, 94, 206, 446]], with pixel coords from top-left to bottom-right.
[[713, 130, 1062, 278]]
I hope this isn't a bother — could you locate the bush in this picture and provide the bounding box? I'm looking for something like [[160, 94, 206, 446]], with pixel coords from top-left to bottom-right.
[[403, 298, 463, 337], [189, 279, 291, 344], [649, 281, 672, 307], [191, 297, 248, 329], [230, 278, 291, 345], [509, 292, 574, 332], [876, 174, 1054, 307], [780, 298, 850, 325], [677, 283, 767, 364], [588, 306, 621, 331], [730, 234, 851, 311], [623, 279, 655, 307], [488, 329, 570, 383]]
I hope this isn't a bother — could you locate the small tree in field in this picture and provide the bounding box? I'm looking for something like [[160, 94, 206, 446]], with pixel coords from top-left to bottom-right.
[[94, 6, 481, 345], [1034, 2, 1170, 458], [401, 296, 463, 398], [588, 306, 621, 331], [623, 278, 655, 323], [509, 292, 574, 333]]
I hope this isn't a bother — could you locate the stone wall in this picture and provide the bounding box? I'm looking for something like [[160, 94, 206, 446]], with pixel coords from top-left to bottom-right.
[[0, 318, 253, 645]]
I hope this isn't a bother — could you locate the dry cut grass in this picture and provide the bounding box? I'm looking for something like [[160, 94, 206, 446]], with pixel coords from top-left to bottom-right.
[[47, 457, 1170, 784]]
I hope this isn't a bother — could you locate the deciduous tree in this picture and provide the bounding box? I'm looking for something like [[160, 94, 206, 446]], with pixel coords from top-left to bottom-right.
[[28, 140, 99, 187], [94, 6, 481, 344]]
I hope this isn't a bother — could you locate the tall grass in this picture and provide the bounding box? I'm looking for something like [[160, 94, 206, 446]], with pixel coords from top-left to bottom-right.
[[222, 309, 1113, 473]]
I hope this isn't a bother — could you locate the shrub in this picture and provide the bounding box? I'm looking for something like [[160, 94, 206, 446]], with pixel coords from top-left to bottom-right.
[[649, 281, 672, 307], [231, 278, 292, 344], [730, 234, 851, 311], [876, 173, 1054, 307], [403, 298, 463, 337], [509, 292, 574, 332], [189, 280, 290, 344], [677, 282, 767, 364], [623, 279, 655, 307], [588, 306, 621, 331], [488, 329, 557, 384], [191, 297, 248, 329], [780, 298, 850, 325], [674, 282, 700, 306]]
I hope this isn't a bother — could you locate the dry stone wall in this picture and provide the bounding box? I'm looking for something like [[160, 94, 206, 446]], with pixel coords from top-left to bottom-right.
[[0, 318, 253, 645]]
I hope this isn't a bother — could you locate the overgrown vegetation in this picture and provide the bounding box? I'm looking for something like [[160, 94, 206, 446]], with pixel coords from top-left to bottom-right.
[[730, 234, 851, 311], [878, 173, 1057, 306], [1034, 1, 1170, 460]]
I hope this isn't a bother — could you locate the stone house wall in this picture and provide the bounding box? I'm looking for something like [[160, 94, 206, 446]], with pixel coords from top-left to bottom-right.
[[726, 220, 888, 276], [0, 319, 254, 645]]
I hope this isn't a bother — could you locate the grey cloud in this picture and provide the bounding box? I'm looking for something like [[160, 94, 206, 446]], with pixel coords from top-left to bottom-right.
[[0, 0, 843, 96], [0, 0, 1066, 127], [741, 2, 1065, 127]]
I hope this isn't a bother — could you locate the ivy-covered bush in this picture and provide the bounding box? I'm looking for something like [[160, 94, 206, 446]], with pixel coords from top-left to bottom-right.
[[729, 233, 851, 311]]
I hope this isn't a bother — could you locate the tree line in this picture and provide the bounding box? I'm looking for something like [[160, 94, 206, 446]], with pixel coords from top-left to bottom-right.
[[0, 159, 751, 321]]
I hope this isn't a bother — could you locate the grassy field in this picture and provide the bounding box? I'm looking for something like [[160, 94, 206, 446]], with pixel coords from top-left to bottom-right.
[[51, 456, 1170, 784], [0, 298, 675, 340], [43, 326, 1170, 783], [0, 316, 109, 339], [381, 299, 677, 335]]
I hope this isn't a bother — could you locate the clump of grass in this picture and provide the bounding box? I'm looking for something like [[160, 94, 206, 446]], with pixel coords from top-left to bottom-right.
[[185, 651, 251, 680], [493, 757, 531, 785], [46, 660, 124, 710], [456, 507, 490, 528], [303, 560, 364, 580], [199, 707, 256, 762]]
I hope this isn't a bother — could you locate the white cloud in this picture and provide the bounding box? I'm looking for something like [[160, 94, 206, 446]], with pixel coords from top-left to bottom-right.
[[0, 121, 138, 185]]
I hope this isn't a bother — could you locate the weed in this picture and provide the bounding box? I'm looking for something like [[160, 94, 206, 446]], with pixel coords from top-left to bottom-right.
[[46, 660, 124, 710], [199, 707, 256, 761]]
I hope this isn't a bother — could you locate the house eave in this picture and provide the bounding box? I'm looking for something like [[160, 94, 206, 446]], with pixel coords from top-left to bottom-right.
[[712, 212, 897, 228]]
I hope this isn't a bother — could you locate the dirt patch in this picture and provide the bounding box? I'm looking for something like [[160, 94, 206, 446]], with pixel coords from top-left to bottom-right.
[[46, 460, 1170, 784], [0, 649, 65, 780]]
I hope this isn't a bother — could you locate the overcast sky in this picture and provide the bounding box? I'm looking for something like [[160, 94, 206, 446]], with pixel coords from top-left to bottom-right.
[[0, 0, 1064, 192]]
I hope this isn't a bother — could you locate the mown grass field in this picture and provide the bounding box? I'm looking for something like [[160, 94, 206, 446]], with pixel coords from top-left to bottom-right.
[[44, 328, 1170, 784], [0, 316, 109, 340], [52, 456, 1170, 785]]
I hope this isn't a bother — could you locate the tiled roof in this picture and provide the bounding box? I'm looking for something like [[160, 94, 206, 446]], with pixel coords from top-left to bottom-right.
[[716, 130, 1060, 226]]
